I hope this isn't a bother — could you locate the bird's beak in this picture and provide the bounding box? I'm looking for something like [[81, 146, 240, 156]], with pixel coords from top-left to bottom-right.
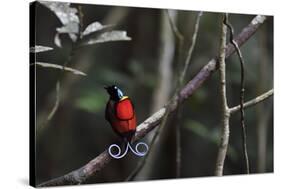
[[104, 86, 109, 90]]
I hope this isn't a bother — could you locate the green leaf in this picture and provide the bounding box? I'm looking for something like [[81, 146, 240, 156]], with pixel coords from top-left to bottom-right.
[[75, 91, 107, 113], [184, 120, 238, 160]]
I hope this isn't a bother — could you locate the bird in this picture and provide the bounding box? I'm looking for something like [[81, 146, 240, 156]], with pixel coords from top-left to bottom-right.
[[104, 85, 136, 143]]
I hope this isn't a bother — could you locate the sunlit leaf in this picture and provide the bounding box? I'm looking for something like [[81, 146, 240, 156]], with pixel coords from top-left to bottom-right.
[[39, 1, 79, 25], [34, 62, 87, 76], [82, 22, 113, 36], [54, 33, 62, 47], [56, 23, 78, 42], [30, 45, 53, 53], [56, 21, 79, 34], [39, 1, 79, 42], [85, 31, 131, 45]]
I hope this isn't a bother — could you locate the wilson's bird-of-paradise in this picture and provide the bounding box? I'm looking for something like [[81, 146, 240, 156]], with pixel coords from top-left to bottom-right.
[[104, 85, 148, 159]]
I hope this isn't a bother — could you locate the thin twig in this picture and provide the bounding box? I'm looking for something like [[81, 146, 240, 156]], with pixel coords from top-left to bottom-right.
[[45, 8, 85, 123], [176, 11, 203, 178], [38, 15, 267, 186], [229, 89, 273, 114], [166, 9, 183, 41], [215, 14, 230, 176], [126, 104, 172, 181], [36, 8, 131, 128], [166, 9, 184, 71], [47, 82, 60, 121], [175, 105, 183, 177], [224, 15, 250, 174], [128, 10, 185, 180], [126, 11, 181, 179], [151, 10, 175, 112], [151, 10, 203, 180], [144, 10, 176, 179], [129, 10, 186, 180], [45, 49, 75, 122], [179, 12, 203, 85]]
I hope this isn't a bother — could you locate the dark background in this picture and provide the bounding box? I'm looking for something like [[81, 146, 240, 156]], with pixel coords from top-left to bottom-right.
[[33, 1, 273, 185]]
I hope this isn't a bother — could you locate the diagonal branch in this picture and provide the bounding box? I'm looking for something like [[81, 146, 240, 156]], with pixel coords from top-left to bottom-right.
[[179, 11, 203, 85], [38, 15, 267, 187]]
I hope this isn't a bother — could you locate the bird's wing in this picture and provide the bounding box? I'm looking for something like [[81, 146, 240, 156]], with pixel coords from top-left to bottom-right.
[[105, 100, 115, 121]]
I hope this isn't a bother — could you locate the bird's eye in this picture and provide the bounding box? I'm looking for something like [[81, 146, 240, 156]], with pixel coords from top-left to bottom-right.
[[114, 86, 117, 89]]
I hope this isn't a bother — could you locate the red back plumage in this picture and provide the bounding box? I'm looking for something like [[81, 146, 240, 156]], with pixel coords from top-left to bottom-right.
[[115, 98, 134, 120], [105, 97, 136, 141]]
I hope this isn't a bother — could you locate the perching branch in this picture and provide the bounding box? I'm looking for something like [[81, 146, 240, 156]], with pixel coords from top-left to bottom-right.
[[38, 15, 267, 187], [224, 15, 250, 174], [215, 14, 230, 176]]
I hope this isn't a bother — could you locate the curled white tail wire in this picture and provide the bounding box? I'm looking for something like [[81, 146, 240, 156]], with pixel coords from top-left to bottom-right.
[[108, 142, 149, 159]]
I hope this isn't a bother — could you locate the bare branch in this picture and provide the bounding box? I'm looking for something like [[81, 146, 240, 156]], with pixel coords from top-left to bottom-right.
[[42, 48, 76, 123], [151, 10, 176, 112], [179, 15, 266, 102], [224, 15, 250, 174], [229, 89, 273, 114], [38, 15, 266, 187], [215, 14, 230, 176], [143, 10, 176, 180], [36, 8, 131, 128]]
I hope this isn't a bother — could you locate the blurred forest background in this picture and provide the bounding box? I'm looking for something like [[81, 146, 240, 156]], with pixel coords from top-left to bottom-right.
[[32, 1, 273, 185]]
